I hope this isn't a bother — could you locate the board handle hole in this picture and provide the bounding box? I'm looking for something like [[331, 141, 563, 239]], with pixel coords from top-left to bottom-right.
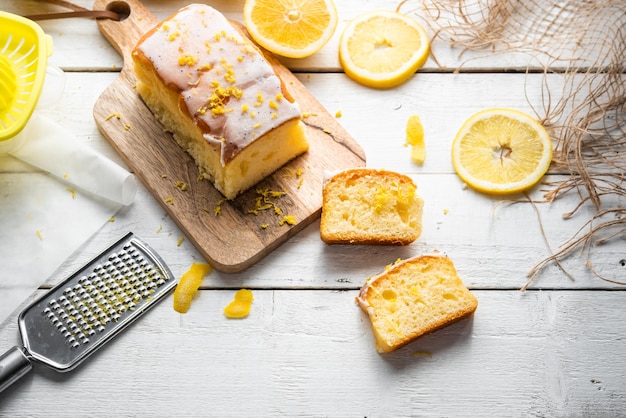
[[106, 1, 131, 21]]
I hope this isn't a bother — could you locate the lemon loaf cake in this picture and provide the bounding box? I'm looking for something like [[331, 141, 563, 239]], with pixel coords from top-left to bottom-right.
[[320, 169, 424, 245], [132, 4, 309, 199], [357, 254, 478, 353]]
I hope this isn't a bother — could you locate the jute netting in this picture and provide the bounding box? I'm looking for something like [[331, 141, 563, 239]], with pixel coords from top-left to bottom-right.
[[402, 0, 626, 285]]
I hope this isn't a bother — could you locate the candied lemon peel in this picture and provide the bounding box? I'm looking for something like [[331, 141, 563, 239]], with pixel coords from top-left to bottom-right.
[[405, 114, 425, 164], [224, 289, 254, 319], [173, 262, 212, 313]]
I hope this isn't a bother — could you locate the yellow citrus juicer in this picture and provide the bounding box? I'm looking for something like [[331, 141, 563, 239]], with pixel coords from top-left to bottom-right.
[[0, 11, 53, 152], [0, 11, 136, 206]]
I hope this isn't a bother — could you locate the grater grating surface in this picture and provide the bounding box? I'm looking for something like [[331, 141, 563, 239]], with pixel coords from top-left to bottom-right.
[[15, 232, 175, 373]]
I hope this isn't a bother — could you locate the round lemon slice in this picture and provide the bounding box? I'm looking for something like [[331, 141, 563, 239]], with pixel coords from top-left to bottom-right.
[[339, 10, 430, 89], [243, 0, 338, 59], [451, 108, 553, 195]]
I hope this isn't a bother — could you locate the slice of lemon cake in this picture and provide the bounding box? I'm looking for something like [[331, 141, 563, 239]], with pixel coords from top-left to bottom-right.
[[132, 4, 309, 199], [357, 254, 478, 353], [320, 169, 424, 245]]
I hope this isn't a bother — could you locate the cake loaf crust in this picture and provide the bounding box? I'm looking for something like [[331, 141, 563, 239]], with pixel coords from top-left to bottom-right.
[[132, 4, 309, 199]]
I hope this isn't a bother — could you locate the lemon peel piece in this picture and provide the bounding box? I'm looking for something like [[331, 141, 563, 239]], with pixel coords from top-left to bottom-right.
[[224, 289, 254, 319], [173, 262, 212, 313]]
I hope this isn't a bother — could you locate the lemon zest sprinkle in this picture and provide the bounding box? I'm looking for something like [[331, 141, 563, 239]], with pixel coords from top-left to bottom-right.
[[247, 189, 287, 217], [178, 54, 199, 67], [214, 198, 226, 216], [279, 215, 297, 226], [174, 181, 188, 191]]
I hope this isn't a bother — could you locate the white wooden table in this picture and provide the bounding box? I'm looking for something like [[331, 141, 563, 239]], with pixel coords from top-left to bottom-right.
[[1, 1, 625, 416]]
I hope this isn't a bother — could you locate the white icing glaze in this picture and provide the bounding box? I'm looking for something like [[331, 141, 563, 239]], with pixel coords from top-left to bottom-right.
[[136, 4, 301, 165]]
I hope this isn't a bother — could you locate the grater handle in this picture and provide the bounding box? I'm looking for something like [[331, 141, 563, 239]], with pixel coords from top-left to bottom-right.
[[0, 346, 33, 393]]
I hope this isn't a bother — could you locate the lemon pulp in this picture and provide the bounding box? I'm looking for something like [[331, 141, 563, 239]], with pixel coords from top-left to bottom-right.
[[405, 114, 425, 164]]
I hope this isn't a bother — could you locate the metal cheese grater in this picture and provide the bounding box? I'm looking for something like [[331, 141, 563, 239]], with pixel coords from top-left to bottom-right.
[[0, 232, 175, 393]]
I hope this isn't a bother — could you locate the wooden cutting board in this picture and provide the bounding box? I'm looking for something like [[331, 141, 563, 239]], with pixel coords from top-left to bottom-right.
[[92, 0, 366, 272]]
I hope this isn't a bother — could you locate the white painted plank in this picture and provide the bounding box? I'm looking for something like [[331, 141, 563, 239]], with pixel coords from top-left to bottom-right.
[[27, 70, 618, 177], [3, 71, 619, 291], [1, 289, 625, 416], [25, 173, 621, 295], [1, 1, 624, 417], [3, 0, 615, 72]]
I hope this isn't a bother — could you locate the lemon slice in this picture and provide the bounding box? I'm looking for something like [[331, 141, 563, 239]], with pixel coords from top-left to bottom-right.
[[339, 10, 430, 89], [243, 0, 338, 59], [451, 108, 553, 195]]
